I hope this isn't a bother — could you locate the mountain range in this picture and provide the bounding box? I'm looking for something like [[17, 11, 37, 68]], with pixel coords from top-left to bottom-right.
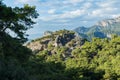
[[27, 16, 120, 53], [74, 16, 120, 40]]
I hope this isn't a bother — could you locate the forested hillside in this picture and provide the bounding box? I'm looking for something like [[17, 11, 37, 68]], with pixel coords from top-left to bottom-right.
[[26, 30, 120, 80], [0, 1, 120, 80]]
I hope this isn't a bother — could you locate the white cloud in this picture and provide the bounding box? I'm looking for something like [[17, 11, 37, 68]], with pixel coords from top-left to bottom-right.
[[69, 0, 83, 3], [48, 9, 56, 14], [105, 7, 118, 12], [12, 0, 120, 28], [39, 9, 86, 21], [83, 2, 92, 9], [91, 9, 102, 16], [91, 7, 118, 18], [15, 0, 38, 4], [15, 0, 30, 3], [98, 1, 114, 8], [60, 9, 85, 18], [39, 16, 57, 21], [63, 0, 83, 5]]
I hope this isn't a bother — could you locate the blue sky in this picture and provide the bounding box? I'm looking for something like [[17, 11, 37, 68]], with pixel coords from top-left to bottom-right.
[[3, 0, 120, 39]]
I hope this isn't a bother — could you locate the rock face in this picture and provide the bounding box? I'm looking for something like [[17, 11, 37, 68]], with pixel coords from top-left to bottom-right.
[[54, 33, 75, 47], [54, 35, 62, 47], [74, 16, 120, 40], [26, 30, 83, 54]]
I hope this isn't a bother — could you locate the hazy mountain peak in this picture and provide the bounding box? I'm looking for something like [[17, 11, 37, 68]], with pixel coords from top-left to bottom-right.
[[74, 16, 120, 40], [95, 16, 120, 27], [74, 26, 89, 33]]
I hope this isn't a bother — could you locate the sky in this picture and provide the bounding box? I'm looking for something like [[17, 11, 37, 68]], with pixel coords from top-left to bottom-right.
[[3, 0, 120, 40]]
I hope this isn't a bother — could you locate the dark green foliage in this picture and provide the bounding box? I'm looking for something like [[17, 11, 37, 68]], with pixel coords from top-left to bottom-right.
[[0, 1, 36, 80], [0, 1, 38, 43], [0, 32, 32, 80], [0, 58, 29, 80], [30, 36, 120, 80]]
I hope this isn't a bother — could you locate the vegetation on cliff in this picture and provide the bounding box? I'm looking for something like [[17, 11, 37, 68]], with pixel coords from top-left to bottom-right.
[[26, 34, 120, 80]]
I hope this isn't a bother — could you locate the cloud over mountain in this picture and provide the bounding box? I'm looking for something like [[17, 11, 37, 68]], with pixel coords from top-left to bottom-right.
[[4, 0, 120, 39]]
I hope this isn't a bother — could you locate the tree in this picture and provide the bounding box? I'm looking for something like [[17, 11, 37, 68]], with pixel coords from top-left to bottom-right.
[[0, 1, 39, 43], [0, 0, 38, 61], [0, 1, 38, 80]]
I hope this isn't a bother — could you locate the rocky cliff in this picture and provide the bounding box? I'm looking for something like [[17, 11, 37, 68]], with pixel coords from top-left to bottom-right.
[[26, 30, 85, 56]]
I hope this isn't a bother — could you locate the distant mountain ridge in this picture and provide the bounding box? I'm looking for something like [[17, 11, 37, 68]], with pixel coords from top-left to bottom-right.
[[27, 16, 120, 52], [74, 16, 120, 40]]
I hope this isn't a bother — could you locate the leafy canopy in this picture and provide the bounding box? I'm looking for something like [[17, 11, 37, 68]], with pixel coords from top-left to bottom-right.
[[0, 1, 39, 43]]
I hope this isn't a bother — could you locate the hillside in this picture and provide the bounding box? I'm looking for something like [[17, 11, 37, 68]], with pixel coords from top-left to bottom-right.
[[74, 16, 120, 40], [18, 17, 120, 80], [26, 30, 85, 58], [26, 30, 120, 80]]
